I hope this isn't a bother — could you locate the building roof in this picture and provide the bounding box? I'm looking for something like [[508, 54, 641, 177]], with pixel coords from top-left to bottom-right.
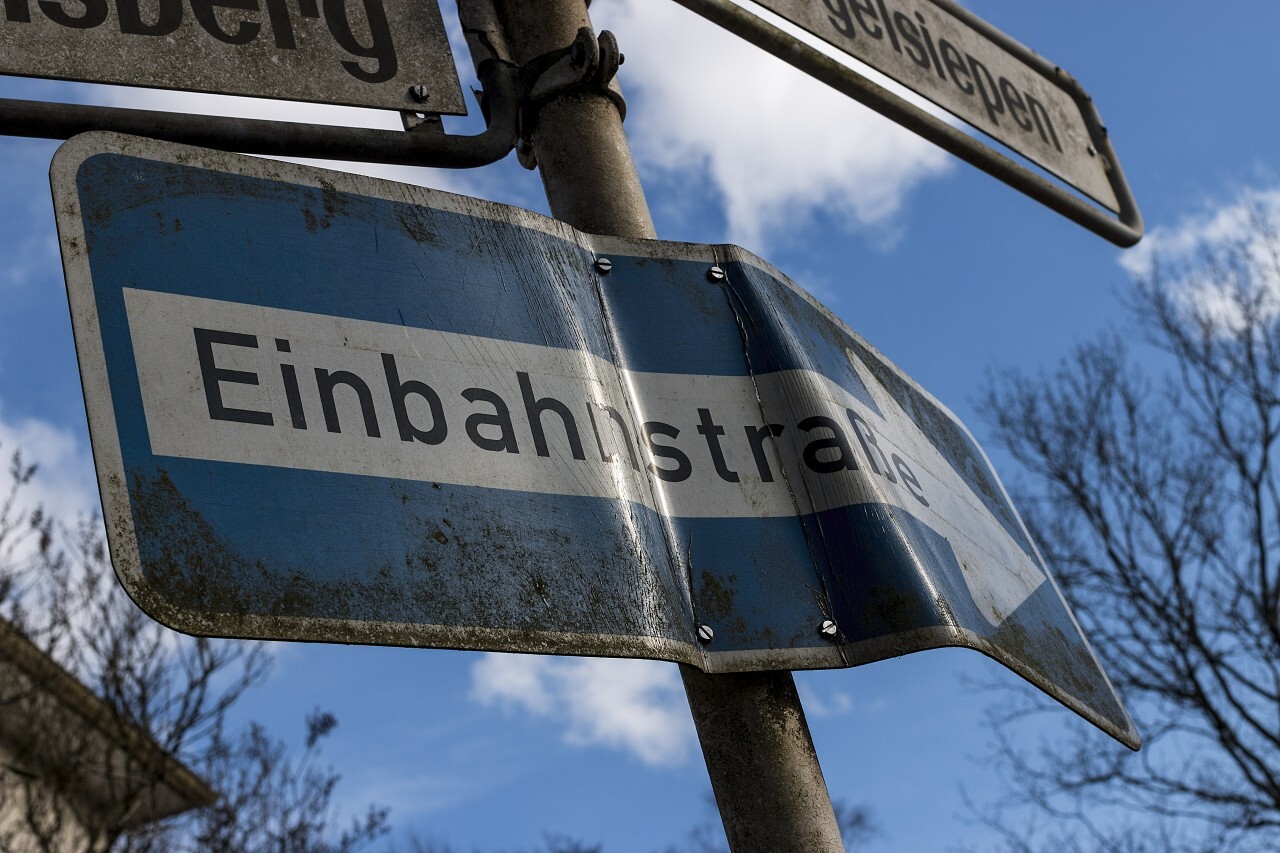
[[0, 617, 216, 828]]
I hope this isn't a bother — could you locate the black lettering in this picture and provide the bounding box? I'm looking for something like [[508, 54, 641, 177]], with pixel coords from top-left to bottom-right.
[[261, 0, 297, 47], [588, 403, 639, 471], [276, 339, 307, 430], [914, 12, 945, 80], [940, 40, 972, 93], [798, 415, 858, 474], [462, 388, 518, 453], [1000, 78, 1033, 131], [848, 0, 879, 37], [39, 0, 107, 28], [745, 424, 785, 483], [190, 0, 259, 44], [323, 0, 396, 83], [874, 0, 899, 51], [383, 353, 445, 444], [1026, 94, 1063, 152], [518, 372, 584, 460], [893, 11, 929, 68], [194, 328, 272, 426], [893, 453, 928, 506], [846, 411, 895, 482], [315, 368, 380, 437], [279, 364, 306, 429], [968, 55, 1005, 125], [822, 0, 854, 38], [4, 0, 30, 23], [696, 408, 739, 483], [118, 0, 180, 35], [643, 422, 691, 483]]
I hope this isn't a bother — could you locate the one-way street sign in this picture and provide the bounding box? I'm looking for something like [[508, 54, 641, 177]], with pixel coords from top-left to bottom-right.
[[53, 132, 1137, 748]]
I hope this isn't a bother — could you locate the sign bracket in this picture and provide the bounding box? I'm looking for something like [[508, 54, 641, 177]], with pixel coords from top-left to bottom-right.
[[512, 25, 627, 170], [0, 0, 521, 170], [672, 0, 1144, 248]]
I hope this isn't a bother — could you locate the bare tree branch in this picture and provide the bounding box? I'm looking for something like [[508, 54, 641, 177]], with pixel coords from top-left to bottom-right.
[[974, 206, 1280, 851]]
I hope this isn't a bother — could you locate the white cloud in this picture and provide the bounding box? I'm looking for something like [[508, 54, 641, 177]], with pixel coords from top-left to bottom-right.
[[470, 653, 695, 767], [592, 0, 953, 251], [796, 682, 855, 718], [796, 680, 888, 718], [1119, 185, 1280, 330], [0, 408, 97, 565]]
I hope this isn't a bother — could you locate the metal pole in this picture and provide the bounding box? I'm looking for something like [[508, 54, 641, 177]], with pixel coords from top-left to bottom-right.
[[0, 52, 519, 168], [487, 2, 844, 850]]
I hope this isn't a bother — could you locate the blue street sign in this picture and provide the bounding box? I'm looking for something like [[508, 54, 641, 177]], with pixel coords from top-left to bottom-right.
[[53, 132, 1137, 747]]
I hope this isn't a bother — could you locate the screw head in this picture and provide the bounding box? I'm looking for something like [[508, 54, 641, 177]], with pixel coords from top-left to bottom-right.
[[707, 265, 726, 282], [595, 257, 613, 274], [696, 624, 715, 644], [819, 619, 839, 639], [409, 85, 430, 103]]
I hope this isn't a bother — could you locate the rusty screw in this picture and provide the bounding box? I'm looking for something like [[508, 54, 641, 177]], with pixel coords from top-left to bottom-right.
[[707, 265, 726, 282], [696, 624, 715, 644], [595, 257, 613, 274], [819, 619, 839, 639], [409, 85, 430, 103]]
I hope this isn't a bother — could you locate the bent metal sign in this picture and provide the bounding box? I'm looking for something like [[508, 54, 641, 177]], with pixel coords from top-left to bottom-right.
[[0, 0, 463, 112], [52, 133, 1137, 748]]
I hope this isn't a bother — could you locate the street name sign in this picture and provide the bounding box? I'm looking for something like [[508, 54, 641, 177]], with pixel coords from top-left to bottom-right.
[[0, 0, 464, 112], [52, 132, 1138, 748], [671, 0, 1140, 245], [752, 0, 1115, 209]]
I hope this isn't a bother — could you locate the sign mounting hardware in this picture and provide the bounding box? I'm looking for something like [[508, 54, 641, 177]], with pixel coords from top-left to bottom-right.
[[0, 0, 523, 169]]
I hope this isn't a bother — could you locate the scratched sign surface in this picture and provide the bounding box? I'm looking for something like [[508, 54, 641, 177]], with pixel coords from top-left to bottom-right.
[[0, 0, 464, 112], [53, 133, 1136, 747]]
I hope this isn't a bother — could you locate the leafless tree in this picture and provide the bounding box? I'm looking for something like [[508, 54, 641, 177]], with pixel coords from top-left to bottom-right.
[[181, 710, 389, 853], [973, 209, 1280, 851], [0, 448, 387, 852]]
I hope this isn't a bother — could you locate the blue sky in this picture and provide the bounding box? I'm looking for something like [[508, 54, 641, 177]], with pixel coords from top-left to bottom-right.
[[2, 1, 1279, 850]]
